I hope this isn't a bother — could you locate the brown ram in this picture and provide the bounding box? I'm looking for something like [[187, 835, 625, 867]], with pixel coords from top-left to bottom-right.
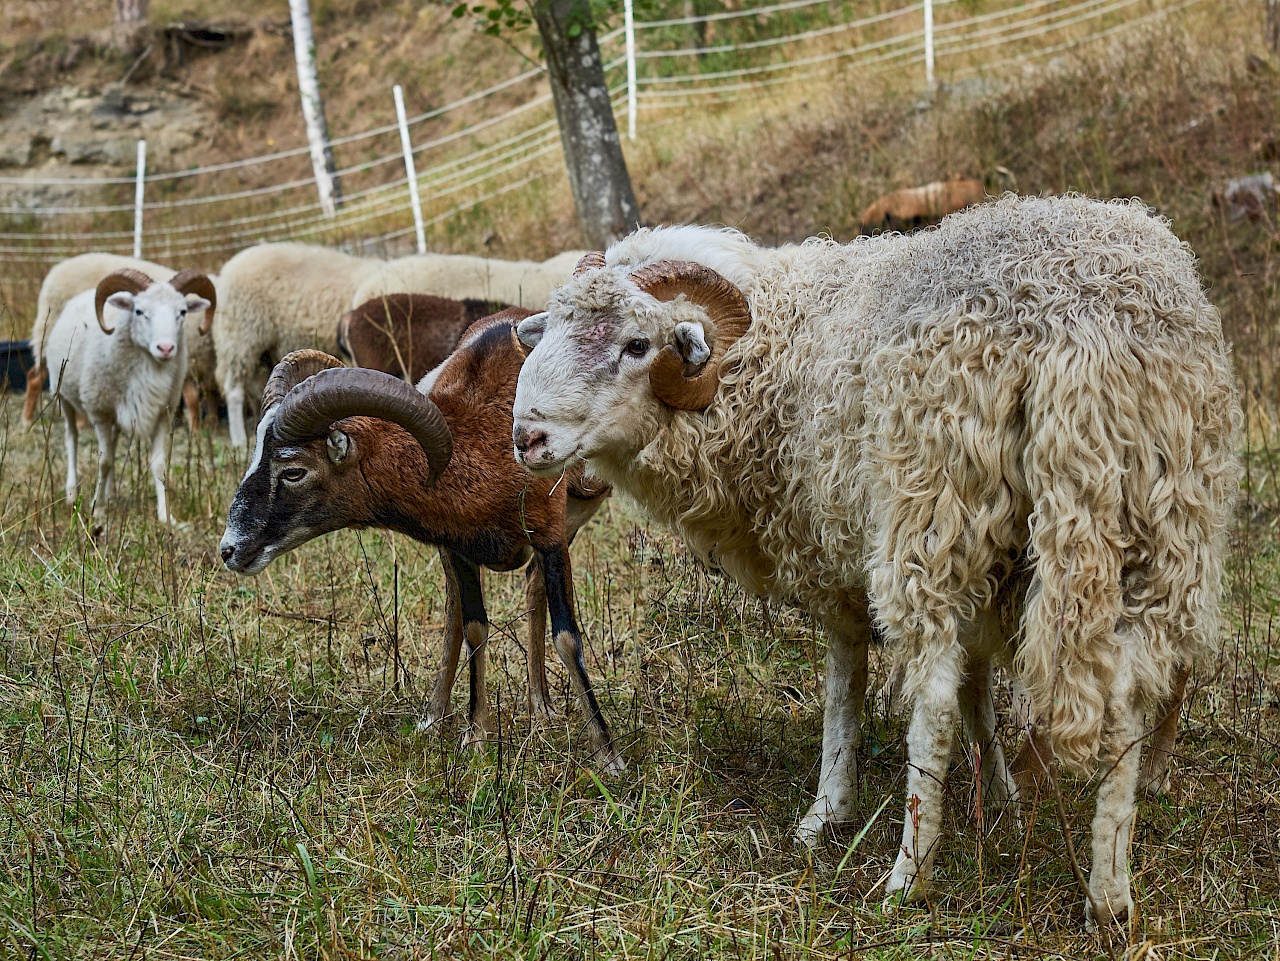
[[219, 309, 621, 772]]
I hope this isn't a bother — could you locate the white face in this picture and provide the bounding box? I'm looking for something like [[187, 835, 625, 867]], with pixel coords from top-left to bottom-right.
[[106, 285, 209, 362], [511, 279, 712, 475]]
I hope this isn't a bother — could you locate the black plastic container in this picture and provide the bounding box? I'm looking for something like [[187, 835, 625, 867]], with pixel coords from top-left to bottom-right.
[[1, 340, 36, 393]]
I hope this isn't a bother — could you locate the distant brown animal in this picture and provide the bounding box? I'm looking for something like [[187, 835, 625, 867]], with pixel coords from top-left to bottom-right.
[[337, 293, 507, 384], [858, 177, 988, 235]]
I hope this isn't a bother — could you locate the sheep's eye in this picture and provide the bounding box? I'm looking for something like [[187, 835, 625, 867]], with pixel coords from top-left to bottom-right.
[[280, 467, 307, 483], [179, 308, 187, 317], [134, 309, 143, 316], [624, 338, 650, 358]]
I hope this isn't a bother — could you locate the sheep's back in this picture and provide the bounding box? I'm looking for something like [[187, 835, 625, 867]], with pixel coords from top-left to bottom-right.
[[216, 243, 381, 358]]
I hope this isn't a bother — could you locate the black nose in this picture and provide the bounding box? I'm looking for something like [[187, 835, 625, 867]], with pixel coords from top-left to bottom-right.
[[220, 545, 234, 562]]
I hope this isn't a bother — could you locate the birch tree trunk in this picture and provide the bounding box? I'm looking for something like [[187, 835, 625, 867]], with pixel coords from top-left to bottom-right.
[[532, 0, 641, 248], [289, 0, 342, 216]]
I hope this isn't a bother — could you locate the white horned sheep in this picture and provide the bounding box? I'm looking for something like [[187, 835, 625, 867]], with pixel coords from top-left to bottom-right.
[[511, 195, 1240, 926], [218, 311, 620, 772], [45, 268, 216, 522], [22, 253, 218, 432]]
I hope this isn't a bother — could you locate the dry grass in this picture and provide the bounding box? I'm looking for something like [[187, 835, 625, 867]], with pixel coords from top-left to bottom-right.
[[2, 3, 1280, 958]]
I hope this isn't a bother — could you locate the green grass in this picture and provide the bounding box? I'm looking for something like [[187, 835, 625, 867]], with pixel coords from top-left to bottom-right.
[[1, 379, 1279, 959]]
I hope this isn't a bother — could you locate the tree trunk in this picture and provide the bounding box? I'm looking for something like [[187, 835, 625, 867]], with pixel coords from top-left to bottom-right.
[[533, 0, 641, 249], [1270, 0, 1280, 54], [289, 0, 342, 216]]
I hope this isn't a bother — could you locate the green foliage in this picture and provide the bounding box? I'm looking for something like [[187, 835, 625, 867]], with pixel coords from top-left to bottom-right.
[[453, 0, 533, 37]]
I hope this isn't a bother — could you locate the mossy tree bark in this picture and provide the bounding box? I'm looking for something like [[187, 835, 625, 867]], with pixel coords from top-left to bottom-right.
[[532, 0, 641, 249]]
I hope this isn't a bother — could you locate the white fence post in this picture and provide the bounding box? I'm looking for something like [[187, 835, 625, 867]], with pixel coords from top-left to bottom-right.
[[625, 0, 637, 140], [394, 85, 427, 255], [133, 139, 146, 258], [923, 0, 935, 89]]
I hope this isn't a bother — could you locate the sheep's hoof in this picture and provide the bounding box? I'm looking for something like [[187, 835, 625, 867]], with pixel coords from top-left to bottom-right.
[[528, 700, 562, 729], [793, 814, 827, 851], [595, 748, 626, 778], [1140, 759, 1173, 797], [414, 714, 443, 734], [882, 870, 928, 911], [1084, 887, 1133, 932]]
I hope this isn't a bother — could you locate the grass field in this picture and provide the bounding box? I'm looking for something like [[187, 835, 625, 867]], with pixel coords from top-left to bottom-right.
[[3, 3, 1280, 958], [1, 353, 1279, 960]]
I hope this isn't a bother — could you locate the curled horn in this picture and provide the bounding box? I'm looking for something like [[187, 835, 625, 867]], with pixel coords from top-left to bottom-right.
[[628, 260, 752, 411], [273, 362, 453, 486], [169, 268, 218, 335], [262, 349, 346, 414], [574, 251, 606, 275], [94, 269, 153, 335]]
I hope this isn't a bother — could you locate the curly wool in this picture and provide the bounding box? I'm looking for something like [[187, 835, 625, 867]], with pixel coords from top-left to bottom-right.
[[596, 195, 1240, 771]]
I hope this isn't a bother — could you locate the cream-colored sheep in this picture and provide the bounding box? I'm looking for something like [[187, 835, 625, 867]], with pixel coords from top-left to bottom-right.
[[214, 242, 383, 446], [511, 196, 1241, 926], [350, 249, 585, 313]]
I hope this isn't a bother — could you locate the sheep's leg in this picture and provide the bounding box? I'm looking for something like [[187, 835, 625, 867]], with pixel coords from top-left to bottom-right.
[[1140, 663, 1189, 796], [957, 657, 1018, 811], [182, 379, 201, 433], [418, 547, 464, 732], [885, 643, 963, 905], [541, 543, 623, 775], [61, 400, 79, 506], [91, 422, 118, 520], [795, 607, 871, 847], [225, 383, 248, 448], [523, 554, 557, 726], [1086, 635, 1143, 929], [450, 553, 492, 747], [149, 414, 172, 523]]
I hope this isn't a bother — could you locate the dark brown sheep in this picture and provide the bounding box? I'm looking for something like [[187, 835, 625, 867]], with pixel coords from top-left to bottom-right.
[[337, 293, 507, 384]]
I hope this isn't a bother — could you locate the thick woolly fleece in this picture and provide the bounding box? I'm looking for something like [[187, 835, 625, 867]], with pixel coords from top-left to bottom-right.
[[554, 196, 1240, 773]]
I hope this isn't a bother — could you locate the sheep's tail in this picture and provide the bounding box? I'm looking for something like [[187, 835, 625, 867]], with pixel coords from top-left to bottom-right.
[[1018, 324, 1239, 773], [1017, 343, 1127, 772]]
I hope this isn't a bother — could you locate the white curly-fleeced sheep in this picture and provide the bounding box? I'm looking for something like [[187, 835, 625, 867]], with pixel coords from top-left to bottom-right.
[[45, 269, 215, 522], [350, 249, 585, 314], [23, 253, 218, 432], [511, 195, 1241, 925], [213, 242, 383, 446]]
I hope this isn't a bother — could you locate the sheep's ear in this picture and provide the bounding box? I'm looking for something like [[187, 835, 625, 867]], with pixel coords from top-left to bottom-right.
[[326, 430, 352, 465], [106, 292, 135, 312], [673, 321, 711, 367], [516, 312, 547, 349], [185, 294, 211, 315]]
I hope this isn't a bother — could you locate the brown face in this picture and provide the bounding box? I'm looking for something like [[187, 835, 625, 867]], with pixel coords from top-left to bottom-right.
[[219, 410, 361, 575]]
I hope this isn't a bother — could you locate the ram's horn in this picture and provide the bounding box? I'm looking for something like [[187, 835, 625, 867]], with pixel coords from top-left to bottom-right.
[[94, 269, 153, 335], [169, 268, 218, 335], [274, 365, 453, 485], [573, 251, 606, 274], [628, 260, 752, 411], [262, 350, 346, 415]]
